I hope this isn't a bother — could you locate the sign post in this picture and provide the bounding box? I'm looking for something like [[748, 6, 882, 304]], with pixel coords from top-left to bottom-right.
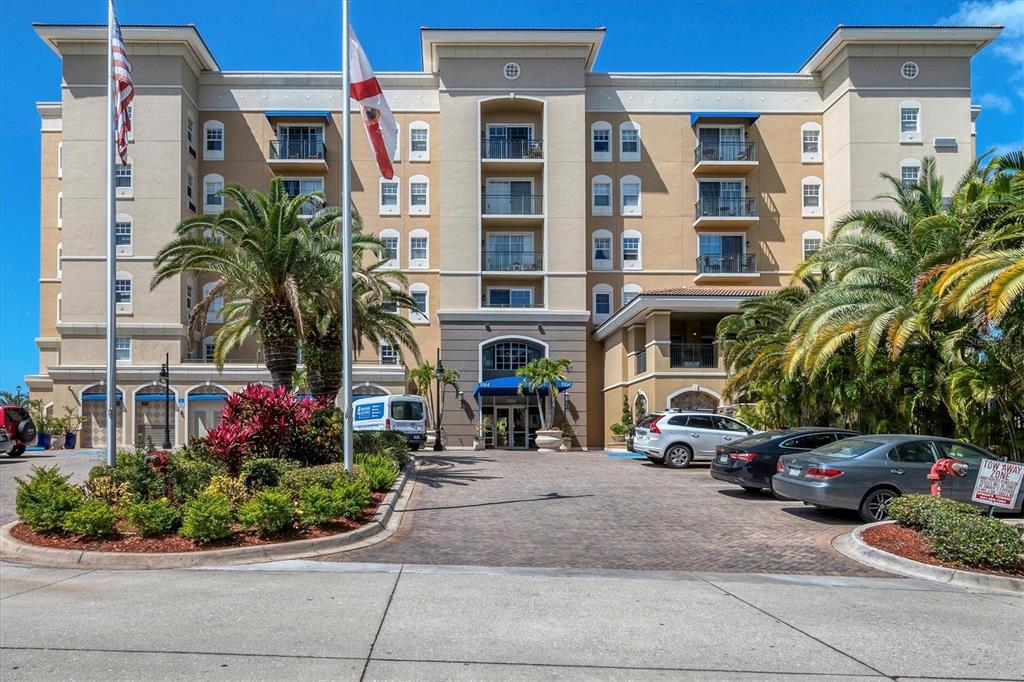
[[971, 458, 1024, 515]]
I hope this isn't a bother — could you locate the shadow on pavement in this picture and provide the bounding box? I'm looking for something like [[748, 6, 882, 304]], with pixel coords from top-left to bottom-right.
[[780, 505, 860, 525], [405, 492, 594, 513]]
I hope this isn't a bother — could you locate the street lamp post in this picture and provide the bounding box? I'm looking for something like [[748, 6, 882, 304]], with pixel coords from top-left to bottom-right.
[[433, 348, 445, 452], [159, 353, 171, 450]]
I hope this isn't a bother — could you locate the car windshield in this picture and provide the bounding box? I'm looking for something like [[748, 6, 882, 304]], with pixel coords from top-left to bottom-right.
[[809, 437, 882, 459], [391, 400, 423, 421], [733, 431, 789, 447]]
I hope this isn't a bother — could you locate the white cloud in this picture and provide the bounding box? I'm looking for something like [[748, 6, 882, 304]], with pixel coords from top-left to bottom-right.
[[944, 0, 1024, 66], [991, 139, 1024, 154], [977, 92, 1015, 111]]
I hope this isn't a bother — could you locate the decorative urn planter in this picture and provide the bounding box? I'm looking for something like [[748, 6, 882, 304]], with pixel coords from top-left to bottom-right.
[[534, 429, 563, 452]]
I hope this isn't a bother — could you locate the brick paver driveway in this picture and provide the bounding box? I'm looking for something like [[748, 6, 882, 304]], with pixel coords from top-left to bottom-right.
[[322, 450, 879, 575]]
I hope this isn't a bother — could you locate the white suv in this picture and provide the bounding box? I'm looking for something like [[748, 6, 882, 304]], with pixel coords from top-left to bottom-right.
[[631, 411, 756, 468]]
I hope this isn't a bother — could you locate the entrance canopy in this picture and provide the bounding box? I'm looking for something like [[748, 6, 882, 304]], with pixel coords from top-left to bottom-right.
[[473, 376, 572, 398]]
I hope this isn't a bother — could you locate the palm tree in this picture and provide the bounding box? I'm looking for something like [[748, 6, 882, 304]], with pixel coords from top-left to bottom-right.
[[408, 361, 460, 430], [0, 386, 30, 406], [516, 357, 571, 431], [152, 177, 337, 389]]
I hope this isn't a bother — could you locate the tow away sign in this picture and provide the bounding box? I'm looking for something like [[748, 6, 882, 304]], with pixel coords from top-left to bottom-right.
[[971, 459, 1024, 509]]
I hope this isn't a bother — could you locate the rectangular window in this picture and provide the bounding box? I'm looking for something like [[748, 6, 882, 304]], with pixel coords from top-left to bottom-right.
[[621, 129, 639, 154], [622, 237, 640, 262], [204, 340, 216, 362], [206, 128, 223, 152], [802, 130, 820, 155], [186, 171, 194, 199], [411, 290, 428, 320], [901, 108, 919, 133], [380, 181, 399, 213], [115, 163, 132, 188], [115, 337, 130, 362], [803, 238, 822, 259], [803, 184, 821, 208], [622, 182, 640, 212], [901, 166, 919, 186], [595, 292, 611, 316], [282, 177, 324, 216], [115, 279, 132, 304], [410, 237, 428, 262], [410, 182, 428, 208], [186, 284, 194, 311], [205, 179, 224, 213], [593, 129, 609, 153], [115, 221, 132, 246], [411, 129, 428, 153], [381, 237, 398, 266], [594, 237, 611, 263], [487, 288, 533, 308], [593, 183, 611, 207], [379, 343, 399, 365], [186, 117, 194, 146]]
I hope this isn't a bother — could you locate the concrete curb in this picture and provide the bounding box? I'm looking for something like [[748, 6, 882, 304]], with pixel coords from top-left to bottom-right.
[[0, 460, 420, 570], [832, 520, 1024, 596]]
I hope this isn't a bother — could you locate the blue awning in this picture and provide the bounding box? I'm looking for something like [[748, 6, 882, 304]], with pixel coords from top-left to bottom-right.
[[136, 393, 174, 402], [690, 111, 760, 126], [265, 110, 332, 123], [473, 376, 572, 398], [82, 391, 123, 402], [187, 393, 228, 402]]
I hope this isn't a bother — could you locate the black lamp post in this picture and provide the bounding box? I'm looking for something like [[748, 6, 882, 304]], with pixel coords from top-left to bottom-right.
[[159, 353, 171, 449], [433, 347, 445, 451]]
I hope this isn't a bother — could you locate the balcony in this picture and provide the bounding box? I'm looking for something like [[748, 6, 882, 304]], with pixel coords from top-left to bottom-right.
[[267, 138, 327, 171], [670, 343, 718, 369], [634, 350, 647, 375], [482, 250, 544, 273], [694, 254, 759, 282], [693, 141, 758, 174], [693, 197, 759, 228], [482, 193, 544, 226], [481, 139, 544, 172]]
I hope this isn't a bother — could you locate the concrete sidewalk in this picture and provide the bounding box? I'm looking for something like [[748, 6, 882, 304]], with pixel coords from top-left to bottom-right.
[[2, 560, 1021, 681]]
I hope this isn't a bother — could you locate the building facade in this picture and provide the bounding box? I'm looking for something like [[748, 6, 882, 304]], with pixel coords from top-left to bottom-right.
[[27, 24, 1000, 450]]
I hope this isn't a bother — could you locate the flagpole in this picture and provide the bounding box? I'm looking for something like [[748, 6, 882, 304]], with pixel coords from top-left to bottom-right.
[[341, 0, 354, 474], [105, 0, 118, 466]]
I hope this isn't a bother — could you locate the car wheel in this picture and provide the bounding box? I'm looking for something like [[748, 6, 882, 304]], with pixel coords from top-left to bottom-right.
[[664, 444, 693, 469], [740, 485, 761, 494], [9, 445, 25, 457], [410, 444, 421, 452], [859, 488, 898, 523]]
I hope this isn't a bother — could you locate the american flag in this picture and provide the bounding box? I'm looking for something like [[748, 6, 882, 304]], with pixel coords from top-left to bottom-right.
[[110, 10, 134, 164]]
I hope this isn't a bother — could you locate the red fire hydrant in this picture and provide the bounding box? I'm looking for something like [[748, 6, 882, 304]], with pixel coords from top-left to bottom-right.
[[928, 458, 968, 497]]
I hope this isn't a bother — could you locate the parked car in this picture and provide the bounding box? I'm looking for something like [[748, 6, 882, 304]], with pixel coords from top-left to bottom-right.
[[0, 427, 14, 456], [352, 394, 426, 450], [0, 405, 36, 457], [772, 434, 1024, 522], [710, 427, 859, 494], [631, 411, 756, 468]]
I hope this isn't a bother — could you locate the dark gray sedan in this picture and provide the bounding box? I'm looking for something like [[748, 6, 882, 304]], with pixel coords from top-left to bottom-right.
[[772, 434, 1023, 522]]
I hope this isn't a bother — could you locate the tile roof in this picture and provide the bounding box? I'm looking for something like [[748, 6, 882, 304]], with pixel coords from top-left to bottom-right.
[[641, 287, 774, 298]]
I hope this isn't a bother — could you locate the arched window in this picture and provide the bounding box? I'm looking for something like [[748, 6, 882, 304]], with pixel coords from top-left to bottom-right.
[[622, 283, 642, 306], [56, 292, 62, 323], [634, 392, 648, 420], [379, 176, 400, 215], [203, 120, 224, 160], [57, 191, 63, 228], [202, 336, 216, 362], [592, 229, 612, 270], [592, 175, 612, 216], [115, 158, 133, 198], [409, 282, 429, 324], [620, 175, 641, 216], [409, 228, 429, 269], [186, 166, 195, 208], [115, 270, 133, 312], [409, 174, 429, 216], [379, 229, 400, 269], [802, 230, 823, 260], [900, 157, 922, 187], [392, 122, 401, 162], [801, 176, 823, 217], [592, 283, 614, 323], [56, 241, 62, 279], [899, 100, 921, 143], [621, 229, 642, 271], [203, 173, 224, 214], [800, 122, 822, 163], [202, 282, 224, 323], [619, 121, 641, 162], [409, 120, 429, 161], [57, 141, 63, 178], [591, 121, 612, 162], [481, 339, 545, 379], [115, 213, 132, 255]]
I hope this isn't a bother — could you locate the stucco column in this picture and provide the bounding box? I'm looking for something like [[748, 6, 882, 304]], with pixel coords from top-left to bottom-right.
[[645, 311, 671, 372]]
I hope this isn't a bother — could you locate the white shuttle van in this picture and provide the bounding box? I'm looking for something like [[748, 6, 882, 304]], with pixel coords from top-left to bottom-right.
[[352, 394, 427, 450]]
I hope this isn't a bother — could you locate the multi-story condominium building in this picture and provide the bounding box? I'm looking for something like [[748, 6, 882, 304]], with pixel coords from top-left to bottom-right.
[[28, 23, 1000, 450]]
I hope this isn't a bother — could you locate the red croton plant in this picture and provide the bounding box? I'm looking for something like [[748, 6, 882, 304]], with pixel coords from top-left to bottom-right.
[[202, 384, 331, 473]]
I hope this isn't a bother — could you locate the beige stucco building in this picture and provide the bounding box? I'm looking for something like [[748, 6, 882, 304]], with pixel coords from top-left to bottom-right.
[[27, 23, 1000, 450]]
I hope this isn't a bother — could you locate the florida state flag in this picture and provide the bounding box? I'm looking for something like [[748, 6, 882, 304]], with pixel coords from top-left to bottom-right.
[[348, 28, 397, 179]]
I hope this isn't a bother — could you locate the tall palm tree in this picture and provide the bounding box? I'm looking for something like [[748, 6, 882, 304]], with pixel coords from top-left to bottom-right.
[[152, 178, 337, 389]]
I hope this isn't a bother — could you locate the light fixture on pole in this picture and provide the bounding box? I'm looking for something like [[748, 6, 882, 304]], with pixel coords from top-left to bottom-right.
[[159, 352, 171, 449], [433, 348, 445, 451]]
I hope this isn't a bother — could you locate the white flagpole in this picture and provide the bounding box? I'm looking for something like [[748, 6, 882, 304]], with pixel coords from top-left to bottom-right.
[[341, 0, 354, 474], [105, 0, 118, 466]]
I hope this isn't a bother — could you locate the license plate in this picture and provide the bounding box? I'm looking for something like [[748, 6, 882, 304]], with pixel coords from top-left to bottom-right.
[[788, 467, 800, 477], [718, 454, 729, 463]]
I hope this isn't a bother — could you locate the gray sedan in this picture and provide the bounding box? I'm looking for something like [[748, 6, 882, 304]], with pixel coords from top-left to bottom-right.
[[772, 434, 1023, 522]]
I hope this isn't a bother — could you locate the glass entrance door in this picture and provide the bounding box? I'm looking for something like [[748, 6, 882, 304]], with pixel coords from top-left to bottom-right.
[[493, 405, 530, 449]]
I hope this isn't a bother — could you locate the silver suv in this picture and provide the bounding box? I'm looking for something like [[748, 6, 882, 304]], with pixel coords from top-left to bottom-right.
[[632, 411, 756, 468]]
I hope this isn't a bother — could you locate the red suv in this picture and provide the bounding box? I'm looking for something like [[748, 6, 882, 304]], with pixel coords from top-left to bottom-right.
[[1, 405, 37, 457]]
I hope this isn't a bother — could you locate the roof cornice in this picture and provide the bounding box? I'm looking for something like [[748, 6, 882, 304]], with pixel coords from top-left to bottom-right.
[[33, 23, 220, 72], [419, 28, 606, 73]]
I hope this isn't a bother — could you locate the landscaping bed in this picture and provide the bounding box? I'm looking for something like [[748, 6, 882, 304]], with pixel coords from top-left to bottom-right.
[[862, 521, 1024, 579]]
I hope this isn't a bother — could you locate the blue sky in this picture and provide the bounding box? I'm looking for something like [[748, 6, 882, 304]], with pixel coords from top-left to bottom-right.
[[1, 0, 1022, 392]]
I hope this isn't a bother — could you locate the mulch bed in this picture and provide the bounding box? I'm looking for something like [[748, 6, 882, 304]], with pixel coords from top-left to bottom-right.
[[862, 523, 1024, 579], [10, 492, 385, 554]]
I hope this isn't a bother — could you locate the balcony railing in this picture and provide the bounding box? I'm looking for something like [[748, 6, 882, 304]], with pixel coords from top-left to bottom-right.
[[483, 251, 543, 272], [670, 343, 717, 369], [482, 301, 544, 309], [635, 350, 647, 375], [696, 253, 758, 274], [482, 139, 545, 160], [694, 141, 757, 164], [695, 197, 757, 218], [269, 138, 326, 160], [483, 193, 543, 216]]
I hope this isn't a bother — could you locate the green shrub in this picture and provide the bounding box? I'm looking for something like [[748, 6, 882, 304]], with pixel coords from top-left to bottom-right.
[[887, 494, 981, 530], [168, 451, 226, 502], [180, 493, 233, 543], [297, 486, 344, 525], [81, 476, 132, 510], [62, 499, 118, 538], [204, 475, 249, 510], [240, 457, 299, 490], [280, 463, 350, 494], [288, 407, 345, 466], [927, 512, 1024, 570], [125, 498, 180, 537], [237, 490, 294, 537], [354, 430, 411, 467], [356, 453, 399, 493], [334, 477, 372, 519], [89, 450, 163, 502], [15, 466, 84, 532]]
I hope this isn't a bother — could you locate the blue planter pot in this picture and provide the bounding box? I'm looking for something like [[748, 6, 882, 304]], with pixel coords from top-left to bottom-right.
[[64, 433, 77, 449], [37, 433, 52, 450]]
